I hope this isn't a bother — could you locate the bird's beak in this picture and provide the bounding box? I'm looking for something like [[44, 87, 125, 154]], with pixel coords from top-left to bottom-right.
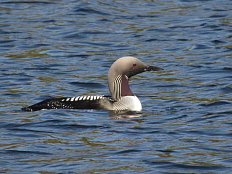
[[146, 66, 164, 71]]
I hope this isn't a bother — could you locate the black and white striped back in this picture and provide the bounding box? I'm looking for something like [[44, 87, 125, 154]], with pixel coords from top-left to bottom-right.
[[22, 95, 114, 111]]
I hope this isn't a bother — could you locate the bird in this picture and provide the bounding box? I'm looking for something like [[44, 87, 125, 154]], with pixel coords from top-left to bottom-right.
[[22, 56, 163, 112]]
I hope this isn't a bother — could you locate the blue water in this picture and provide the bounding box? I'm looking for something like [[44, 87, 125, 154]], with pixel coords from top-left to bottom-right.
[[1, 0, 232, 173]]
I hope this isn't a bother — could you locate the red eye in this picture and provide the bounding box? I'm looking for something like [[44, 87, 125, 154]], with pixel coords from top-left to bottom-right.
[[133, 63, 136, 67]]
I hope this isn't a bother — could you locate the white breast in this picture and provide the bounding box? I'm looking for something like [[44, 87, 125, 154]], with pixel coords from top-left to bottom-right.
[[113, 96, 142, 111]]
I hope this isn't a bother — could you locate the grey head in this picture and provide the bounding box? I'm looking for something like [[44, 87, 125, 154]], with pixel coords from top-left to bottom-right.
[[108, 56, 163, 101]]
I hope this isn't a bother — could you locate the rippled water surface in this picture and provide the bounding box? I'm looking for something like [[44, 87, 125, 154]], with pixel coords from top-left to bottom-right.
[[1, 0, 232, 173]]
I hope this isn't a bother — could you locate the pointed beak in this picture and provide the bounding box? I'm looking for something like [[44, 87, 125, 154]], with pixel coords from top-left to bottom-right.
[[125, 65, 164, 79], [146, 66, 164, 71]]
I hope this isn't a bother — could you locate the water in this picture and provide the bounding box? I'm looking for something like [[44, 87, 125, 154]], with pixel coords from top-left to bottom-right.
[[1, 0, 232, 173]]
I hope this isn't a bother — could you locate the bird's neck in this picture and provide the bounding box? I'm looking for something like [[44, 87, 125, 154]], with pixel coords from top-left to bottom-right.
[[110, 75, 134, 101], [121, 75, 134, 97]]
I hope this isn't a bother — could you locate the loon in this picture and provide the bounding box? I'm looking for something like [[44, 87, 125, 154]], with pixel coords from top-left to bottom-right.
[[22, 56, 163, 112]]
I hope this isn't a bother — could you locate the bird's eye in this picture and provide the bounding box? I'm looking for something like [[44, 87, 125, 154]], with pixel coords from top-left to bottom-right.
[[133, 63, 136, 67]]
